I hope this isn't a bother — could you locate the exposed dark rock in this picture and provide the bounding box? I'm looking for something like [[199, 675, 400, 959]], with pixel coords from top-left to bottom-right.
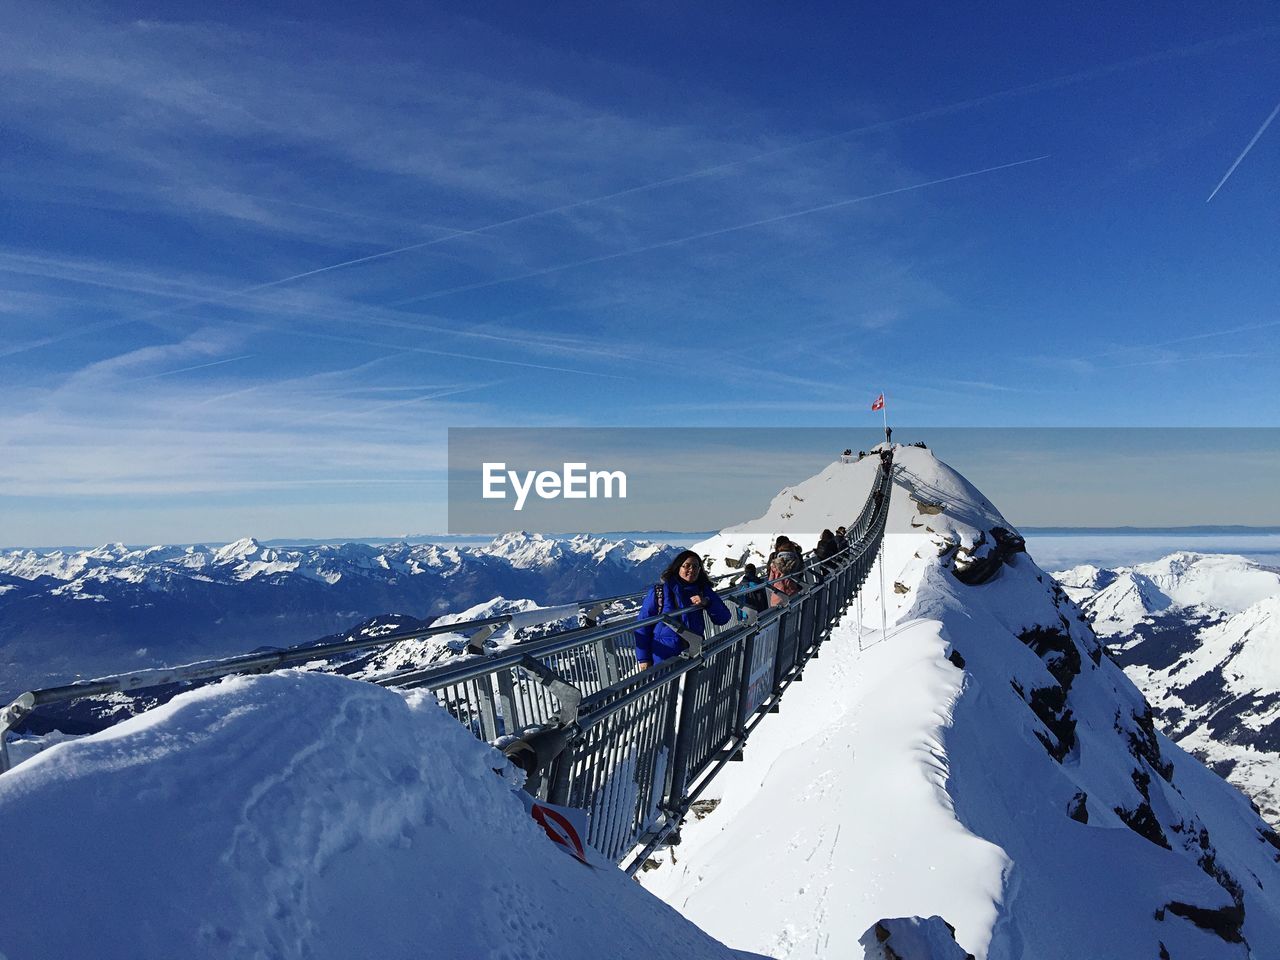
[[1115, 774, 1172, 851], [864, 916, 975, 960], [1018, 626, 1083, 691], [894, 581, 910, 594], [1162, 900, 1245, 944], [951, 527, 1026, 586], [1127, 707, 1175, 782], [1068, 791, 1089, 824], [1029, 684, 1076, 763], [1012, 626, 1086, 763], [948, 650, 966, 669], [689, 798, 721, 821], [1198, 847, 1245, 908], [1211, 757, 1239, 780]]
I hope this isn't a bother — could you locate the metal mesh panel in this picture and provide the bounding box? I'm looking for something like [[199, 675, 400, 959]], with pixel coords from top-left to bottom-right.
[[775, 607, 800, 683], [740, 620, 781, 723], [430, 677, 499, 740], [562, 683, 677, 862], [500, 665, 563, 733], [672, 637, 746, 791]]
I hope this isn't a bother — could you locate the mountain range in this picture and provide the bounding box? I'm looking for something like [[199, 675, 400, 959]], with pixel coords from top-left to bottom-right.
[[0, 532, 676, 701], [1055, 552, 1280, 829]]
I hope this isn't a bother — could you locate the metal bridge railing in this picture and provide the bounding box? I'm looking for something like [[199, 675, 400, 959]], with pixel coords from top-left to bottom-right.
[[407, 459, 894, 871], [0, 454, 894, 874]]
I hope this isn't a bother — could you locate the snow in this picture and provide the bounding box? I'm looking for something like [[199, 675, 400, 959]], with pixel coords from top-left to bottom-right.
[[1166, 595, 1280, 692], [1138, 552, 1280, 613], [1057, 551, 1280, 636], [1057, 550, 1280, 827], [640, 615, 1007, 957], [0, 532, 674, 588], [6, 446, 1280, 959], [642, 446, 1280, 958], [484, 531, 666, 569], [0, 672, 747, 960]]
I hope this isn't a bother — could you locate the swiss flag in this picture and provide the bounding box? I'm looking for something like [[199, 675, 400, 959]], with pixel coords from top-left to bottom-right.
[[871, 393, 885, 411]]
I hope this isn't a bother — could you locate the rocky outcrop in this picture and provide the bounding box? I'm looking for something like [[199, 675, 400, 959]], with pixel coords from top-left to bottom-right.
[[860, 916, 973, 960]]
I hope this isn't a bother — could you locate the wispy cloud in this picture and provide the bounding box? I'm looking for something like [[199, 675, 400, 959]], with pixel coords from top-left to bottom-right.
[[1104, 351, 1262, 369], [392, 156, 1048, 306]]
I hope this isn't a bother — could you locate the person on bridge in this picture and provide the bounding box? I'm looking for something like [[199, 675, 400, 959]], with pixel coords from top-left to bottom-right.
[[765, 536, 804, 607], [738, 563, 768, 614], [814, 529, 840, 573], [634, 551, 731, 670]]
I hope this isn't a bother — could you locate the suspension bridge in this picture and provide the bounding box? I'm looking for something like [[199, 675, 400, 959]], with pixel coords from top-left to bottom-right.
[[0, 452, 894, 874]]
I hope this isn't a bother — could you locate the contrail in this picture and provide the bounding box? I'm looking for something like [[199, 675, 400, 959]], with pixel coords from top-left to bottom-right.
[[308, 380, 506, 424], [211, 317, 634, 381], [394, 155, 1049, 306], [124, 354, 255, 383], [1207, 99, 1280, 202], [1092, 318, 1280, 359], [129, 29, 1265, 322], [1107, 351, 1258, 369]]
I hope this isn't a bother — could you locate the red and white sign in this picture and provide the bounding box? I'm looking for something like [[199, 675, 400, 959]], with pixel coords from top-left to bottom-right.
[[529, 799, 592, 865], [871, 393, 885, 411]]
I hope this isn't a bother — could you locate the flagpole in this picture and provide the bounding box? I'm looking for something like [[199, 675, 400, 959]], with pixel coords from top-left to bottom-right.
[[881, 388, 888, 437]]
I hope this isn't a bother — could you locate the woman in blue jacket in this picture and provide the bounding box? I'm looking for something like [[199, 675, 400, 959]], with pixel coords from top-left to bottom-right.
[[635, 550, 732, 669]]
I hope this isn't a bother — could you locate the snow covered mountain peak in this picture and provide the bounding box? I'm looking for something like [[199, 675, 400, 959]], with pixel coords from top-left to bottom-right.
[[483, 529, 665, 569], [1065, 550, 1280, 832], [212, 536, 269, 563], [655, 444, 1280, 957], [84, 542, 129, 560], [1056, 551, 1280, 637], [701, 444, 1016, 581]]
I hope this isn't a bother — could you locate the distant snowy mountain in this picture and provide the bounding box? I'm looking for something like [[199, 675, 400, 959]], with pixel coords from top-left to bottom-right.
[[1056, 551, 1280, 830], [0, 534, 677, 699], [338, 596, 585, 679]]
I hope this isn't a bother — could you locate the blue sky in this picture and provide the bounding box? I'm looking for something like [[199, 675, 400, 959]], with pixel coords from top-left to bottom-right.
[[2, 2, 1278, 545]]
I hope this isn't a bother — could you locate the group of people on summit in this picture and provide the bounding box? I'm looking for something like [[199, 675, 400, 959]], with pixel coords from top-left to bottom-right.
[[633, 526, 851, 669]]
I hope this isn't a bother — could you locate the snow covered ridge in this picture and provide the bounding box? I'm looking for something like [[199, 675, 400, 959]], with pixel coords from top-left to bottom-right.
[[0, 532, 677, 700], [644, 445, 1280, 958], [1056, 551, 1280, 831], [0, 673, 746, 960]]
